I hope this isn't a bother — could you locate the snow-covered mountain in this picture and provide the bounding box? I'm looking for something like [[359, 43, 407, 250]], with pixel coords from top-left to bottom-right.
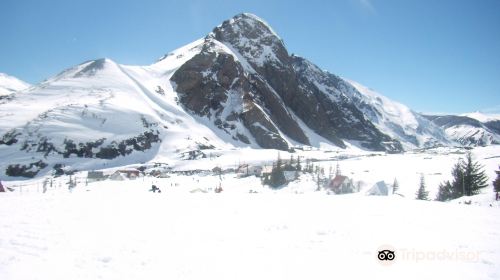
[[424, 114, 500, 146], [0, 13, 497, 178], [463, 112, 500, 136], [172, 13, 402, 152], [0, 73, 31, 96], [0, 49, 244, 177], [344, 80, 452, 148], [463, 112, 500, 123], [290, 57, 450, 149]]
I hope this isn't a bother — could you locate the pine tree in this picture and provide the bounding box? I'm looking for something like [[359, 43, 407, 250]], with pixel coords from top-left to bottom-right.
[[462, 152, 488, 196], [392, 178, 399, 194], [284, 155, 295, 171], [435, 181, 454, 201], [267, 153, 286, 189], [416, 174, 429, 200], [308, 161, 314, 173], [316, 171, 321, 191], [450, 160, 465, 198], [269, 167, 286, 188], [436, 153, 488, 201], [493, 166, 500, 194], [335, 162, 341, 176], [296, 156, 302, 171]]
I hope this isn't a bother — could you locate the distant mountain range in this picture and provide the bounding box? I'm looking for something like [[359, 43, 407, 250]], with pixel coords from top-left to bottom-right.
[[0, 72, 31, 96], [0, 13, 498, 178], [423, 113, 500, 146]]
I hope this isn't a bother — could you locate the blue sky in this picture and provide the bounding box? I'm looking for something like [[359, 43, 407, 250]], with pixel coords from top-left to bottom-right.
[[1, 0, 499, 114]]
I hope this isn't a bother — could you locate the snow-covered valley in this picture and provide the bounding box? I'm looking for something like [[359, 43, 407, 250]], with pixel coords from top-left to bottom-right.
[[1, 145, 499, 280]]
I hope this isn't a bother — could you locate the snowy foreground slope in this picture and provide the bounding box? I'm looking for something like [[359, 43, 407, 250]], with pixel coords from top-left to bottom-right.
[[1, 145, 500, 280], [1, 185, 499, 280]]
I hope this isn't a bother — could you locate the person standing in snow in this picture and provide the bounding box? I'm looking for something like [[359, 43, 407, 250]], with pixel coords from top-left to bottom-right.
[[150, 184, 161, 193], [42, 179, 48, 193]]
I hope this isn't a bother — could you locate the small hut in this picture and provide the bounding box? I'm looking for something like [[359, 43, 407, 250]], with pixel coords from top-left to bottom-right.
[[326, 175, 354, 194], [109, 171, 126, 181], [367, 181, 390, 196], [87, 171, 106, 182]]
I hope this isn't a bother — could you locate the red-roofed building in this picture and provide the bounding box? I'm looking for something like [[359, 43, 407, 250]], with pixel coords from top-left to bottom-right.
[[326, 175, 354, 194]]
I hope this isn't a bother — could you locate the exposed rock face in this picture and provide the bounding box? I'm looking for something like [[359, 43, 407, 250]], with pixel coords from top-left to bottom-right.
[[291, 56, 402, 151], [172, 38, 308, 150], [484, 120, 500, 135], [173, 51, 231, 116], [197, 13, 402, 152]]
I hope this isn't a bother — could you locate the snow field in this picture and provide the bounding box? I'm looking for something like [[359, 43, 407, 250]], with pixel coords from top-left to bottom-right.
[[1, 185, 499, 280], [1, 145, 499, 280]]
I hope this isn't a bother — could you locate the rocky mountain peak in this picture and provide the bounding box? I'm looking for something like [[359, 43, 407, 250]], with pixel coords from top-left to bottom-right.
[[214, 13, 281, 41], [210, 13, 288, 67]]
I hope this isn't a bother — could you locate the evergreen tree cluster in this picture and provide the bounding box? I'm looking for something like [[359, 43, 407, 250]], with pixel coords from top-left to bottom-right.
[[263, 154, 293, 189], [263, 154, 326, 189], [493, 166, 500, 194], [435, 152, 488, 201]]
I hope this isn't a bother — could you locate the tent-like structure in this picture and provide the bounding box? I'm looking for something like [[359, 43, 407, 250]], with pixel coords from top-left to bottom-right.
[[367, 181, 390, 196]]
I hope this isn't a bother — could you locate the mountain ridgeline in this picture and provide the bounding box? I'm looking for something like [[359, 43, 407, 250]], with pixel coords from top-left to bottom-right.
[[0, 13, 498, 178], [172, 13, 402, 152]]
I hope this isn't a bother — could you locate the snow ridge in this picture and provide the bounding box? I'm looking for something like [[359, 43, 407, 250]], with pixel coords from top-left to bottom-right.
[[0, 72, 31, 96]]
